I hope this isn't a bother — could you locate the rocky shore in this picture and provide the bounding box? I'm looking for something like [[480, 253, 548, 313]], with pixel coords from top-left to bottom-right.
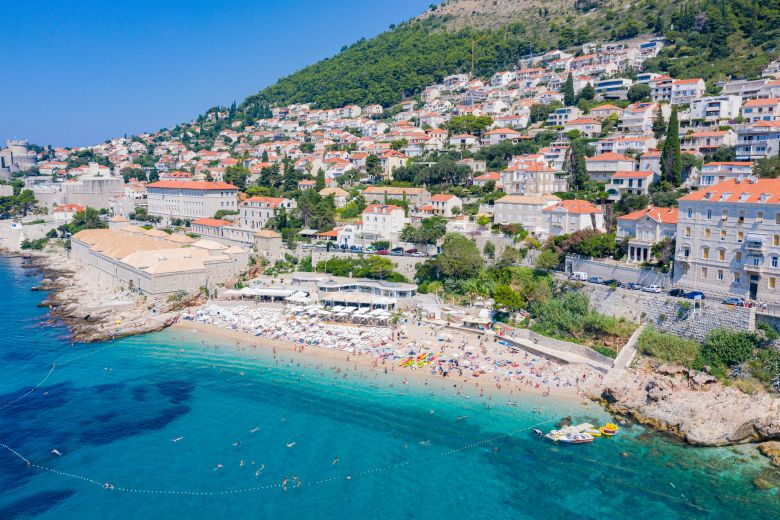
[[11, 247, 186, 343], [586, 360, 780, 449]]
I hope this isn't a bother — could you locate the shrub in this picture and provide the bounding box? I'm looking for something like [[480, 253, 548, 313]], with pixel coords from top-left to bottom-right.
[[637, 326, 701, 367], [700, 329, 758, 368]]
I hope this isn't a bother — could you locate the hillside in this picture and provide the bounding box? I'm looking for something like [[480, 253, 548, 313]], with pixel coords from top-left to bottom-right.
[[234, 0, 779, 115]]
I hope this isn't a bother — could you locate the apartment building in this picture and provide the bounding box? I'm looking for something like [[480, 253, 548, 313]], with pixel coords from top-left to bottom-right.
[[361, 204, 406, 240], [735, 121, 780, 160], [240, 196, 297, 230], [670, 78, 706, 106], [493, 194, 560, 236], [501, 163, 567, 195], [617, 206, 678, 263], [594, 78, 633, 100], [544, 199, 605, 237], [146, 181, 238, 222], [585, 152, 636, 182], [606, 171, 656, 201], [673, 178, 780, 302], [698, 162, 753, 187], [742, 98, 780, 123], [687, 95, 742, 122]]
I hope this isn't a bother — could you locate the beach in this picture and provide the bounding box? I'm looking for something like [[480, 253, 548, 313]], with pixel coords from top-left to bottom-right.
[[174, 301, 602, 403]]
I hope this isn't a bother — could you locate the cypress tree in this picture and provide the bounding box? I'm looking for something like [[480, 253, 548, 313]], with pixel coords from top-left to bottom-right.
[[315, 168, 326, 191], [661, 107, 681, 185], [563, 73, 575, 107], [652, 109, 666, 140]]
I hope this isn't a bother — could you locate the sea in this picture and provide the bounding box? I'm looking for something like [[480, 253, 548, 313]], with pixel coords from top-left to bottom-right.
[[0, 255, 778, 519]]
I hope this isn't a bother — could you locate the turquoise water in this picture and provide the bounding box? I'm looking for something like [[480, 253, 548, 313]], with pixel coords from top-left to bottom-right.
[[0, 256, 778, 519]]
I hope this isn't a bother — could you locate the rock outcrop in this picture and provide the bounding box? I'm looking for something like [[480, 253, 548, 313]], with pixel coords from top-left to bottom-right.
[[589, 360, 780, 446]]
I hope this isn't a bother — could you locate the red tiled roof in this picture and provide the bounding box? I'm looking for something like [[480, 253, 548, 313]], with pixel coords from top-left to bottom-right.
[[242, 196, 287, 207], [543, 199, 602, 214], [617, 206, 678, 224], [611, 170, 654, 179], [192, 218, 232, 227], [744, 98, 780, 107], [363, 204, 402, 214], [431, 194, 456, 202], [146, 181, 237, 190], [587, 152, 634, 162], [679, 179, 780, 204]]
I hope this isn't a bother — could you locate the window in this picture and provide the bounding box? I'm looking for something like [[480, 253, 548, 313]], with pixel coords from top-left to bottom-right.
[[736, 252, 742, 263], [722, 209, 729, 220], [721, 230, 727, 241], [771, 277, 777, 289], [701, 267, 708, 278], [776, 213, 780, 225], [757, 211, 764, 223], [683, 247, 690, 258], [706, 209, 712, 219], [734, 272, 741, 283], [774, 256, 779, 268], [688, 208, 693, 218], [717, 270, 724, 281], [685, 227, 691, 237], [702, 247, 709, 259], [704, 228, 711, 239], [718, 250, 725, 261], [737, 231, 744, 243], [738, 210, 745, 223]]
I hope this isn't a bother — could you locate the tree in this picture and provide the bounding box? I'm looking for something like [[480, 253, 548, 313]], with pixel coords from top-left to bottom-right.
[[652, 110, 666, 140], [399, 216, 447, 245], [493, 285, 523, 312], [434, 233, 483, 280], [755, 156, 780, 179], [315, 168, 326, 191], [15, 189, 36, 216], [120, 167, 146, 183], [565, 139, 589, 191], [483, 241, 496, 259], [563, 73, 575, 107], [661, 107, 682, 186], [365, 154, 382, 179], [535, 249, 561, 270], [627, 83, 651, 103], [445, 115, 494, 136], [223, 165, 249, 191], [578, 82, 595, 101]]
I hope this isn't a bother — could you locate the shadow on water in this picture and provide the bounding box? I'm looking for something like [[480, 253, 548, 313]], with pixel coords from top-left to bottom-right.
[[0, 489, 76, 520]]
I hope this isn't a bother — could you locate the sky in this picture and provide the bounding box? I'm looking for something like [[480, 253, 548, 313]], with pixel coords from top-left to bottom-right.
[[0, 0, 433, 148]]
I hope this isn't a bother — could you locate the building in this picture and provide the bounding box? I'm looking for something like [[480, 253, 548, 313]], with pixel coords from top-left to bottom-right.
[[428, 194, 462, 217], [563, 117, 600, 138], [594, 78, 633, 100], [319, 187, 349, 208], [290, 272, 417, 310], [617, 206, 678, 263], [146, 181, 238, 222], [240, 196, 296, 230], [362, 186, 431, 207], [606, 171, 656, 201], [62, 175, 125, 210], [543, 199, 605, 236], [585, 152, 636, 182], [360, 204, 406, 240], [742, 98, 780, 123], [493, 194, 560, 236], [546, 106, 582, 126], [681, 130, 736, 155], [70, 226, 248, 296], [501, 163, 568, 195], [673, 178, 780, 301], [687, 95, 742, 122], [481, 128, 528, 146], [698, 162, 753, 187], [670, 78, 706, 106], [619, 102, 665, 134], [735, 121, 780, 160], [0, 139, 37, 179]]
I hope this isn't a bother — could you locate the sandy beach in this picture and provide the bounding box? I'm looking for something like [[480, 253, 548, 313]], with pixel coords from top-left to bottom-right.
[[171, 304, 600, 404]]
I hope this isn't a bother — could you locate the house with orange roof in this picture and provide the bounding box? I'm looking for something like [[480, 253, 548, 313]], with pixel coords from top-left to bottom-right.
[[543, 199, 605, 236], [563, 117, 601, 138], [673, 178, 780, 301], [240, 196, 296, 230], [671, 78, 706, 105], [619, 101, 668, 134], [481, 128, 528, 146], [588, 104, 623, 120], [606, 170, 657, 201], [361, 204, 406, 240], [145, 181, 238, 223], [681, 130, 736, 154], [428, 194, 462, 217], [742, 98, 780, 123], [52, 203, 86, 222], [585, 152, 636, 182], [735, 120, 780, 160], [473, 171, 501, 189], [617, 206, 679, 263], [448, 133, 480, 149]]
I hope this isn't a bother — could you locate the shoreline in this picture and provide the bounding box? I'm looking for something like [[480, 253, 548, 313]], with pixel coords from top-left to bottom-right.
[[171, 319, 589, 405]]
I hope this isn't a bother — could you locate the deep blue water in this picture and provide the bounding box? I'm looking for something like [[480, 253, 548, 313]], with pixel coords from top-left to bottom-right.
[[0, 256, 778, 519]]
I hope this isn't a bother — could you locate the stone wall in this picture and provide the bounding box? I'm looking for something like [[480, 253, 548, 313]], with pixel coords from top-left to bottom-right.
[[580, 285, 755, 342], [510, 328, 615, 366], [290, 248, 424, 280]]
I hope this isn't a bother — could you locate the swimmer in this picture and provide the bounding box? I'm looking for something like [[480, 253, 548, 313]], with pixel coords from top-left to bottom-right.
[[172, 436, 184, 443], [240, 460, 245, 467], [286, 442, 296, 448], [419, 440, 430, 446], [332, 457, 340, 465], [51, 449, 62, 456], [232, 441, 241, 446], [282, 477, 289, 490], [250, 427, 260, 433], [214, 463, 223, 471]]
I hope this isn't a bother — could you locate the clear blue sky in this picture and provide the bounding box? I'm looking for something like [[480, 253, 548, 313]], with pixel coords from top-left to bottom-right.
[[0, 0, 433, 148]]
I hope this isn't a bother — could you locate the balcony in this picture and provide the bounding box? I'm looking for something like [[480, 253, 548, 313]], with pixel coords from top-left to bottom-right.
[[746, 233, 766, 253]]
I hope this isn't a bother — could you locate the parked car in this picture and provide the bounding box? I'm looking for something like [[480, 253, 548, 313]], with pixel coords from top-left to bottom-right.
[[364, 247, 377, 254], [642, 285, 662, 293], [412, 251, 426, 257], [587, 276, 605, 284], [722, 297, 747, 306], [685, 291, 705, 300], [569, 271, 588, 281], [602, 279, 622, 288], [377, 249, 389, 255], [405, 248, 418, 254], [349, 246, 362, 253], [627, 282, 643, 290], [668, 288, 686, 297]]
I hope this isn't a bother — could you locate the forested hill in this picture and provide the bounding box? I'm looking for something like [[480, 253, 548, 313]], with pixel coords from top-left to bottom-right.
[[235, 0, 779, 115]]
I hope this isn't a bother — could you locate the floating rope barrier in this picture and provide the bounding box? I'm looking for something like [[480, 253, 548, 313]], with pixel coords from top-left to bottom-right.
[[0, 363, 55, 411]]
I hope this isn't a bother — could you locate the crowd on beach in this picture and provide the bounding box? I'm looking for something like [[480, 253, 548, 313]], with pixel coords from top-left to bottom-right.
[[188, 303, 602, 399]]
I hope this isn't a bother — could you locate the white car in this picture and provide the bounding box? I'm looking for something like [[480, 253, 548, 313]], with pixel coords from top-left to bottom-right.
[[642, 285, 662, 293]]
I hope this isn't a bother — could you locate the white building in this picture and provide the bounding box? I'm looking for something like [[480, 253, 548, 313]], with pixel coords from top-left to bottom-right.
[[670, 78, 706, 106], [687, 95, 742, 122], [617, 206, 678, 263], [146, 181, 238, 222], [585, 152, 636, 182], [698, 162, 753, 187], [606, 170, 656, 201], [546, 106, 582, 126], [673, 178, 780, 302], [360, 204, 406, 241], [493, 194, 560, 237], [544, 199, 605, 237], [742, 98, 780, 123], [240, 196, 296, 230], [735, 121, 780, 160]]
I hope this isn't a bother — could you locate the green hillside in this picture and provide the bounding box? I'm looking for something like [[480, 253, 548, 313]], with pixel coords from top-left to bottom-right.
[[234, 0, 779, 114]]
